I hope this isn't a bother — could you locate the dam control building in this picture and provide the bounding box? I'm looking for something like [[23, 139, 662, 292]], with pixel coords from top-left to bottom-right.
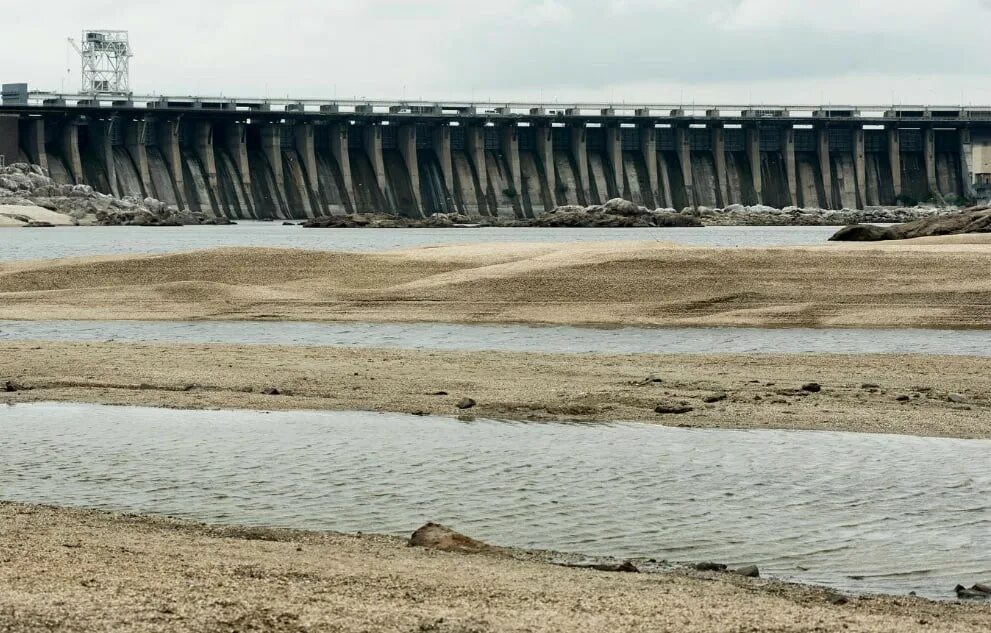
[[2, 85, 991, 220]]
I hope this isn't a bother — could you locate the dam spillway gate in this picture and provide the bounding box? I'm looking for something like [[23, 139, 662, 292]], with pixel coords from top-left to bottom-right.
[[1, 97, 990, 219]]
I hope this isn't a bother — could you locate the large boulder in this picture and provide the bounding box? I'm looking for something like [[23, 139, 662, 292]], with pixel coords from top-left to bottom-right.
[[830, 207, 991, 241], [408, 522, 499, 554]]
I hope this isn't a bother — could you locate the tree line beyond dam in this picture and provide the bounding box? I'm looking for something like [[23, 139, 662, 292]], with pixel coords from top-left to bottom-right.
[[2, 96, 990, 220]]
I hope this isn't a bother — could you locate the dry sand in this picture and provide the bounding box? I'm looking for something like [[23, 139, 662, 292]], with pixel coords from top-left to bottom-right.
[[1, 502, 988, 633], [1, 240, 989, 328], [3, 341, 989, 438]]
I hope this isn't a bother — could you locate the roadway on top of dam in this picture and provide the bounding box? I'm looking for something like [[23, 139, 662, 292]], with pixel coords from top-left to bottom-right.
[[2, 91, 989, 127]]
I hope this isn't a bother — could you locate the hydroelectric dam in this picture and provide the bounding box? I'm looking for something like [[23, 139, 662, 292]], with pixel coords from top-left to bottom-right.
[[3, 86, 991, 220]]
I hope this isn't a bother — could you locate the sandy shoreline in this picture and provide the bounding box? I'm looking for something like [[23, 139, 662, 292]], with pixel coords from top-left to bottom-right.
[[2, 340, 989, 438], [1, 240, 990, 328], [0, 502, 987, 633]]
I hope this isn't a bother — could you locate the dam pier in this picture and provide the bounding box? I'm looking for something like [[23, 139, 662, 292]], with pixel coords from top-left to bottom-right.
[[3, 88, 991, 220]]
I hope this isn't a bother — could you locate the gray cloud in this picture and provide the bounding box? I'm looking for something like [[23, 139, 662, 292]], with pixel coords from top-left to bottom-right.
[[4, 0, 991, 105]]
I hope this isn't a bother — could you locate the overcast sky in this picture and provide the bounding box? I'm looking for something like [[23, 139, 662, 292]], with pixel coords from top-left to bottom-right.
[[5, 0, 991, 105]]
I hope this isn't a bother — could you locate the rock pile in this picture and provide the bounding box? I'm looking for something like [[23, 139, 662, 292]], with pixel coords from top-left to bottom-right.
[[302, 212, 476, 229], [303, 199, 702, 229], [0, 162, 225, 226], [696, 204, 944, 226], [830, 206, 991, 241]]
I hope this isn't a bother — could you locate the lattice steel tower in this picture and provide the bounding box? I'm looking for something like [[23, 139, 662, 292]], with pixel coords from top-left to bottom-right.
[[70, 30, 133, 95]]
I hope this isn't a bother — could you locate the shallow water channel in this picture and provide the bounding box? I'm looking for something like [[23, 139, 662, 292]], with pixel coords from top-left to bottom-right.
[[2, 402, 988, 599], [3, 320, 991, 356], [0, 224, 841, 262]]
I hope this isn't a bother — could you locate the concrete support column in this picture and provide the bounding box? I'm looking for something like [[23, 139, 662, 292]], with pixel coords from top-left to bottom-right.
[[260, 123, 285, 195], [431, 125, 455, 212], [225, 122, 252, 196], [816, 126, 833, 209], [604, 125, 623, 199], [500, 124, 523, 215], [923, 127, 941, 202], [465, 126, 490, 215], [960, 129, 975, 199], [124, 120, 152, 197], [710, 126, 729, 207], [746, 126, 763, 206], [293, 123, 321, 214], [157, 120, 186, 208], [0, 115, 18, 167], [91, 120, 120, 197], [259, 123, 287, 216], [193, 121, 218, 211], [639, 125, 659, 209], [398, 124, 422, 216], [853, 127, 867, 209], [534, 124, 555, 212], [61, 120, 85, 186], [328, 123, 355, 213], [888, 127, 902, 200], [781, 127, 798, 208], [362, 124, 391, 212], [570, 125, 590, 205], [674, 125, 695, 209], [24, 118, 48, 172]]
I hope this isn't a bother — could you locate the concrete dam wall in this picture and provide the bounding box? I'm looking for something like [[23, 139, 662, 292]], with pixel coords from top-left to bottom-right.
[[1, 104, 987, 219]]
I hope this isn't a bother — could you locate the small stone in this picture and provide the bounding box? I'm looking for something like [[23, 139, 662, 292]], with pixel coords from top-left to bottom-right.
[[655, 405, 694, 415], [973, 583, 991, 594], [693, 562, 727, 572], [567, 560, 640, 573], [801, 383, 822, 393], [262, 387, 281, 396], [3, 380, 21, 392], [946, 393, 970, 404], [637, 375, 664, 386], [703, 391, 728, 404], [828, 594, 849, 605], [456, 398, 477, 410], [861, 383, 880, 389], [735, 565, 760, 578], [955, 584, 990, 600], [897, 395, 911, 402], [431, 391, 449, 396]]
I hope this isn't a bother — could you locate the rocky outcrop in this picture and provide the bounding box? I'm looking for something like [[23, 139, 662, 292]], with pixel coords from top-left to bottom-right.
[[531, 199, 702, 228], [830, 207, 991, 241], [302, 213, 477, 229], [697, 204, 946, 227], [0, 162, 225, 227], [303, 199, 701, 229]]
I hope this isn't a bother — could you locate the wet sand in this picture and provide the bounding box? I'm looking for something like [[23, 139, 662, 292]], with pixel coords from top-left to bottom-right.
[[2, 341, 989, 438], [1, 502, 988, 633], [1, 239, 990, 328]]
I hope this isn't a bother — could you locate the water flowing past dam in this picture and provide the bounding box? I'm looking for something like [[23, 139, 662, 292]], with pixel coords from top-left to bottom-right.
[[2, 100, 989, 219]]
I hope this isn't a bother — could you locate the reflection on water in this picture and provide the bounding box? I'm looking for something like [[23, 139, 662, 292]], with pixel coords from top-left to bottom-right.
[[1, 319, 990, 356], [0, 223, 840, 262], [2, 402, 987, 599]]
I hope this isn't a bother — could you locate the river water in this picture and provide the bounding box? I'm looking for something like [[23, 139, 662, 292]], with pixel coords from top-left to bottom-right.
[[0, 223, 840, 262], [2, 319, 990, 356], [1, 403, 987, 600]]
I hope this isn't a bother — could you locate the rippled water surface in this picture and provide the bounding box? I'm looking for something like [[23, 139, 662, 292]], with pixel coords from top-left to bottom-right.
[[0, 223, 840, 261], [2, 403, 987, 599], [2, 319, 990, 356]]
